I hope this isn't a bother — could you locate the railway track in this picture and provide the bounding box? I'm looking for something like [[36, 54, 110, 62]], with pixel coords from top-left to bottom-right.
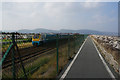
[[2, 39, 67, 69], [2, 47, 55, 69]]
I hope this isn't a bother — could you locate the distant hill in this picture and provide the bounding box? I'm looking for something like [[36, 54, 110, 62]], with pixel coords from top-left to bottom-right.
[[59, 29, 117, 36], [15, 28, 118, 36], [18, 28, 57, 33]]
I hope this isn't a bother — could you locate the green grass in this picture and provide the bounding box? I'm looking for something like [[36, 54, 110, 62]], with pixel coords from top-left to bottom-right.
[[2, 37, 85, 79], [23, 57, 50, 78], [26, 58, 50, 73], [31, 39, 81, 78], [2, 38, 31, 42], [2, 41, 32, 53], [2, 56, 50, 78], [2, 39, 12, 42]]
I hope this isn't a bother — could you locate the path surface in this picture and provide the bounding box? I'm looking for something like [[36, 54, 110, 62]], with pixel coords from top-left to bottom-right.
[[64, 37, 113, 78]]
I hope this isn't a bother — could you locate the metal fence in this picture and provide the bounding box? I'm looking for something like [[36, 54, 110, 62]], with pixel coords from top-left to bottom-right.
[[1, 32, 88, 79]]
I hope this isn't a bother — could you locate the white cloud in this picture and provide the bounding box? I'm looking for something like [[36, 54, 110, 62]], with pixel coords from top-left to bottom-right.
[[43, 3, 72, 17], [92, 14, 117, 24], [2, 2, 118, 32], [80, 0, 103, 8], [2, 0, 120, 2]]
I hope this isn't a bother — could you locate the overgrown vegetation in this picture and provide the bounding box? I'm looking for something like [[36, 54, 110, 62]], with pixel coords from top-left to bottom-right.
[[31, 40, 75, 78], [2, 42, 32, 53], [2, 34, 85, 79]]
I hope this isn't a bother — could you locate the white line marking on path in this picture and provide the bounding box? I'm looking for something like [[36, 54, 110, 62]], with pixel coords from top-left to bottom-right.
[[59, 37, 88, 80], [92, 39, 116, 79]]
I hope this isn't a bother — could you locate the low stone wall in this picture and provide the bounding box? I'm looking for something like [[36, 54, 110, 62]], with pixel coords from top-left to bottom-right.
[[91, 36, 120, 75]]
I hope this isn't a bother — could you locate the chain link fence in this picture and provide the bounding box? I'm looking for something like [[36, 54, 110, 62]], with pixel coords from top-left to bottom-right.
[[1, 32, 88, 79]]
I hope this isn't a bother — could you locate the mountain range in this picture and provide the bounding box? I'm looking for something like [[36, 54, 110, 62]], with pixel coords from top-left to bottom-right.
[[17, 28, 118, 36]]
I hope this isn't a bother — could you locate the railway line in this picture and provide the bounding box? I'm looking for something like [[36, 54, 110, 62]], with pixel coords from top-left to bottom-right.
[[2, 47, 55, 69], [2, 39, 59, 69], [2, 37, 74, 69]]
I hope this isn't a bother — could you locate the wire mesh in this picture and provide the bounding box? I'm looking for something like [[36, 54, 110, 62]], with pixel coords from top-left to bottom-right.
[[1, 33, 87, 79]]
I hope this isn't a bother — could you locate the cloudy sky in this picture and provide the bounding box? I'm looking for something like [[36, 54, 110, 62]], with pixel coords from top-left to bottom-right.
[[2, 1, 118, 32]]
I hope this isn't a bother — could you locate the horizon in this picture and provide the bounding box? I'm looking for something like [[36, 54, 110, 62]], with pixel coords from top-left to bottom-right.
[[2, 2, 118, 33], [1, 28, 118, 33]]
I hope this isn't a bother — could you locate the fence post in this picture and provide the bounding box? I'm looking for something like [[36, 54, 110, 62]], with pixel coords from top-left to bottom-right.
[[74, 35, 75, 54], [15, 45, 27, 78], [79, 35, 81, 47], [78, 35, 79, 48], [83, 35, 84, 42], [15, 32, 17, 43], [76, 35, 78, 51], [56, 34, 59, 74], [80, 35, 82, 45], [67, 34, 70, 60], [12, 33, 16, 79], [75, 35, 77, 53]]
